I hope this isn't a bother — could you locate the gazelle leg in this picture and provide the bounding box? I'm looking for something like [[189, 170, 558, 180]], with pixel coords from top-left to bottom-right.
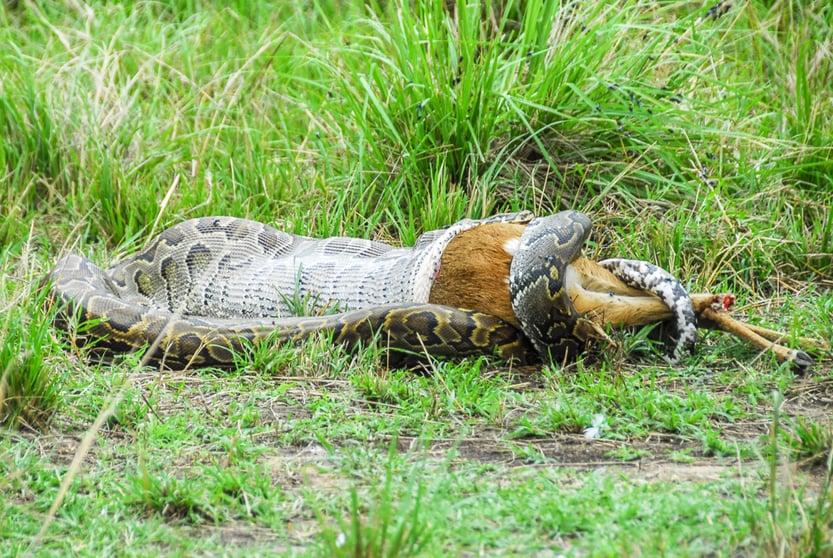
[[598, 258, 697, 363], [690, 293, 815, 371], [569, 259, 820, 370]]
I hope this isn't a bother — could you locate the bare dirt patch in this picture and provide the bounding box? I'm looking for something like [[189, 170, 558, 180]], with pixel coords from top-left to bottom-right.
[[59, 366, 833, 472]]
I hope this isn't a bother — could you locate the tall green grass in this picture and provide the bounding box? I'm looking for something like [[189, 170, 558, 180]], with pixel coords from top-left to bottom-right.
[[1, 0, 831, 555], [0, 246, 62, 429], [3, 0, 829, 270]]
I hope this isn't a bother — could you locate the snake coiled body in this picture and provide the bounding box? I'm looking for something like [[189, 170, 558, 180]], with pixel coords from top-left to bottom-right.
[[48, 211, 696, 367]]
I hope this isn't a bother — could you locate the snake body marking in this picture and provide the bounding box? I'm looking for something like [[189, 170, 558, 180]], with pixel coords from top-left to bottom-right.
[[48, 211, 697, 367]]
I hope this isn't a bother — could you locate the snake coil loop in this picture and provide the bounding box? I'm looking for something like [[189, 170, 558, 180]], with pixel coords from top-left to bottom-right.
[[48, 211, 698, 367]]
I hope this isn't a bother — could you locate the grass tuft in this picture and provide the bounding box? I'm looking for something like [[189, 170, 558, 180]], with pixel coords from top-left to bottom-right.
[[0, 251, 62, 429], [1, 0, 831, 554], [316, 444, 433, 558]]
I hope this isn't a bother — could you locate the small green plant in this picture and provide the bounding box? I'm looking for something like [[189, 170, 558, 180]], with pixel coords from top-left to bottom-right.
[[280, 265, 341, 318], [123, 458, 279, 524], [316, 445, 433, 558], [350, 365, 413, 406], [123, 462, 217, 523], [201, 462, 278, 520], [780, 416, 833, 467], [0, 278, 62, 430], [506, 441, 552, 464], [425, 357, 509, 420], [667, 449, 696, 464], [749, 391, 833, 556], [605, 445, 650, 462]]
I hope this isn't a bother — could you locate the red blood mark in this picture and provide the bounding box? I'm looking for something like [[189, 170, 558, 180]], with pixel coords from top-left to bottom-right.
[[719, 293, 736, 311]]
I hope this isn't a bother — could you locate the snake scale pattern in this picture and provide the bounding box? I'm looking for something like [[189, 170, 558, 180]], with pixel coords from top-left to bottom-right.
[[48, 211, 697, 367]]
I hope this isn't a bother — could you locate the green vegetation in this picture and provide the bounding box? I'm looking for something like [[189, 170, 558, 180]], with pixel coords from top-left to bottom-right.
[[1, 0, 831, 555]]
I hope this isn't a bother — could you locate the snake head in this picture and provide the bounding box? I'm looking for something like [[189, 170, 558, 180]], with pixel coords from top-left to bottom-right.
[[508, 211, 592, 362]]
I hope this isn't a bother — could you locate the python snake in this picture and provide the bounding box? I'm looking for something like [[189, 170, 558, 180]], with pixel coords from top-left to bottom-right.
[[48, 211, 697, 367]]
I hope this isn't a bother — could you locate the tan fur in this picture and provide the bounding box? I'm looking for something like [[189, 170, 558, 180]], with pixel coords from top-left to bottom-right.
[[429, 222, 526, 327], [427, 222, 821, 367], [567, 257, 674, 327], [429, 224, 672, 329], [429, 223, 670, 329]]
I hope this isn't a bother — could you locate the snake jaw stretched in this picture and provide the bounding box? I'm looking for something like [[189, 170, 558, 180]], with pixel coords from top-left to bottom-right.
[[507, 212, 700, 365]]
